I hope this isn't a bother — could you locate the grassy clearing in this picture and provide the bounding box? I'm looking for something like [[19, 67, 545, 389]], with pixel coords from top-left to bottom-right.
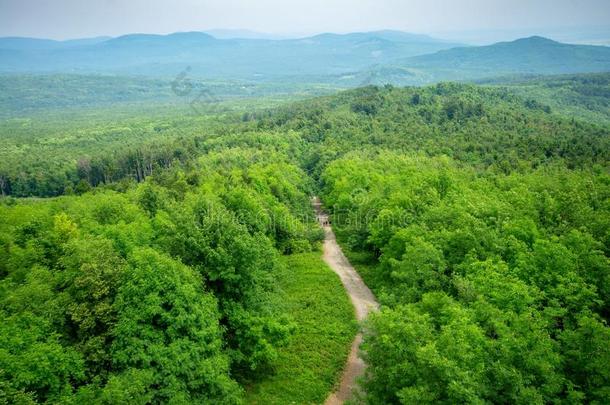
[[245, 252, 357, 404]]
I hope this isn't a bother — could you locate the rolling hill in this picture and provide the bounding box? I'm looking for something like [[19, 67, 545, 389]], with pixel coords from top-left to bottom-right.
[[480, 72, 610, 123], [397, 36, 610, 81], [0, 30, 462, 79], [346, 36, 610, 86]]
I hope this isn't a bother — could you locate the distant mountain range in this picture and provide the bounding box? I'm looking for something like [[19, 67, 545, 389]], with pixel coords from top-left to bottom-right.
[[399, 36, 610, 80], [340, 36, 610, 86], [0, 36, 112, 50], [0, 31, 608, 85], [0, 30, 462, 79], [204, 29, 291, 40]]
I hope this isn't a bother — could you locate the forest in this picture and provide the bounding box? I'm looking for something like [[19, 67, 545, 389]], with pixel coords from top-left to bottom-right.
[[0, 75, 609, 404]]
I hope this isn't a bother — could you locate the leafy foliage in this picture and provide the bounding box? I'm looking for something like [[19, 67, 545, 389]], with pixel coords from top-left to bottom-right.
[[0, 149, 323, 402], [321, 152, 609, 404], [481, 73, 610, 124]]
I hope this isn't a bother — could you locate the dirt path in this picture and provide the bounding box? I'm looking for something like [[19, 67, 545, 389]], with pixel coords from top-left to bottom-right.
[[312, 197, 379, 405]]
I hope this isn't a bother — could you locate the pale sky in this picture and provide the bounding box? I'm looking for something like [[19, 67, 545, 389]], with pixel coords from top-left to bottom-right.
[[0, 0, 609, 41]]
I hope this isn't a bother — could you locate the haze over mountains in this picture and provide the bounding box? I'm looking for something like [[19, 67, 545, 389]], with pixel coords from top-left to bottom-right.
[[357, 36, 610, 85], [1, 30, 609, 85]]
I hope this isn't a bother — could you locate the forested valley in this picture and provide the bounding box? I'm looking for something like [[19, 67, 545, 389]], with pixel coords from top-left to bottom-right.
[[1, 76, 609, 404]]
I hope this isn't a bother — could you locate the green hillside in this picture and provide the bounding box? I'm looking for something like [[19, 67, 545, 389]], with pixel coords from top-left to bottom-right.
[[479, 72, 610, 123], [411, 36, 609, 75], [357, 37, 610, 85]]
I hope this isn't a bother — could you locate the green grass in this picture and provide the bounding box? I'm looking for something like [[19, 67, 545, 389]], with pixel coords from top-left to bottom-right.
[[245, 252, 357, 405]]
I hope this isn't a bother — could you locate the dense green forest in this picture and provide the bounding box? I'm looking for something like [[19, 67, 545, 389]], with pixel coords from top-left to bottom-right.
[[322, 154, 609, 403], [482, 73, 610, 124], [264, 83, 609, 403], [0, 74, 337, 117], [0, 142, 353, 403], [0, 76, 609, 403]]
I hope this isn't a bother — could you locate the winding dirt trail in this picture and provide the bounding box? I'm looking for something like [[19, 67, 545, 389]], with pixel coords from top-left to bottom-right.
[[312, 197, 379, 405]]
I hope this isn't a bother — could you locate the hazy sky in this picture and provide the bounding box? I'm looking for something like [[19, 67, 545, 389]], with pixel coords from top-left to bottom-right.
[[0, 0, 609, 41]]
